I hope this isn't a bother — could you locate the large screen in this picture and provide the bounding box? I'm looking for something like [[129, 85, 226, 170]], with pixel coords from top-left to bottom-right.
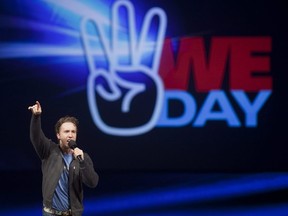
[[0, 0, 287, 172]]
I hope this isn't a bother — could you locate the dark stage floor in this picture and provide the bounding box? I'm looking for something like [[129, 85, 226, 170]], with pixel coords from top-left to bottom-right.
[[1, 171, 288, 216]]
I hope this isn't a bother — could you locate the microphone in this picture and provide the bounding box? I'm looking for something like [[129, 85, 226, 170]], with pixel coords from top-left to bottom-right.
[[68, 140, 83, 162]]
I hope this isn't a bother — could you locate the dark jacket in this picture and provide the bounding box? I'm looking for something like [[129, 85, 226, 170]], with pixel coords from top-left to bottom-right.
[[30, 115, 99, 216]]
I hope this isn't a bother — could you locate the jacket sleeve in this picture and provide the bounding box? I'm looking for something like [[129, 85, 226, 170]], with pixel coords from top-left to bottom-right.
[[30, 114, 53, 160], [79, 154, 99, 188]]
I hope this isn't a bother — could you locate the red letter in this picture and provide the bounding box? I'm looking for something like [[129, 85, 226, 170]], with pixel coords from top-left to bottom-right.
[[229, 37, 272, 91], [192, 37, 229, 92], [159, 37, 230, 92], [159, 38, 190, 90]]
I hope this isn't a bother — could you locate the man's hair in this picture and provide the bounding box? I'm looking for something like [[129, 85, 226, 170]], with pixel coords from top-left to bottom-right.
[[55, 116, 79, 134]]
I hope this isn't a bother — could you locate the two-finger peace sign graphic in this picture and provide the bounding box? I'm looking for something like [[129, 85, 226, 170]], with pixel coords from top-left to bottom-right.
[[81, 0, 167, 136]]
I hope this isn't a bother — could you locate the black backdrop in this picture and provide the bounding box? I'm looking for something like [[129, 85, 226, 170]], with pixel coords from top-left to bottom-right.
[[0, 0, 287, 173]]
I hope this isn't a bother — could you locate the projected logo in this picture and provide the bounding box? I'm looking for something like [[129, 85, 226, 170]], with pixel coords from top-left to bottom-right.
[[81, 0, 167, 136], [80, 0, 272, 136], [0, 0, 273, 136]]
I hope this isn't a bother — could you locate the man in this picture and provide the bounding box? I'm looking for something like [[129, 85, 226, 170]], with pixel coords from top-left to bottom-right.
[[28, 101, 99, 216]]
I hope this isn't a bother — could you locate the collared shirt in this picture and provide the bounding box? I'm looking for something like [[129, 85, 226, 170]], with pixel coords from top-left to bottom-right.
[[52, 153, 73, 211]]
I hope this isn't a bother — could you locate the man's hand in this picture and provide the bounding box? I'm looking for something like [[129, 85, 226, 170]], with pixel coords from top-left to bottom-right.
[[72, 147, 84, 161], [28, 101, 42, 115]]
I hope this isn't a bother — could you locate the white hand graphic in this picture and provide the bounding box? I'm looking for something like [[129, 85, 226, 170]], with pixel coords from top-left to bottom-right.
[[81, 0, 167, 136]]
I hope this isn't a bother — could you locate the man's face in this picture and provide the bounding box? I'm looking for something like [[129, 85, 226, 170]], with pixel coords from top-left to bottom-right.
[[57, 122, 77, 151]]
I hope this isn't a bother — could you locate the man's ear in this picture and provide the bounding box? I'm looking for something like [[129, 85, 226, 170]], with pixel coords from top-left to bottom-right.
[[56, 133, 60, 140]]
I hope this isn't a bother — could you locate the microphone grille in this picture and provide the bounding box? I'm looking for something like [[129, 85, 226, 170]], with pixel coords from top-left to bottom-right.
[[68, 140, 77, 149]]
